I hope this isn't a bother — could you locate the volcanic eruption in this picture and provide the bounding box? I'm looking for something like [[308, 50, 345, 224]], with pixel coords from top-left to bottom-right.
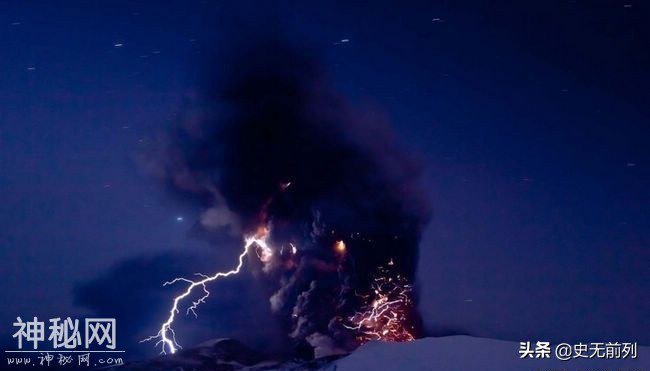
[[145, 38, 431, 358]]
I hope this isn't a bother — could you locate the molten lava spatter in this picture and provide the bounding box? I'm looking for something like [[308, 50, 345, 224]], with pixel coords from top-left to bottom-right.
[[343, 261, 416, 344], [142, 229, 272, 354]]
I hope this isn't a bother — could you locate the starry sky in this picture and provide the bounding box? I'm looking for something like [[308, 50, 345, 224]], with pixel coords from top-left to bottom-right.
[[0, 0, 648, 357]]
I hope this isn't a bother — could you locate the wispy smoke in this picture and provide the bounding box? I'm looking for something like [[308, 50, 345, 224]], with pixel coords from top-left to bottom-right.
[[146, 38, 431, 356]]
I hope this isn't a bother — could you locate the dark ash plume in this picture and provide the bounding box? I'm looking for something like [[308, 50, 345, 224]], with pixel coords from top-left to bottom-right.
[[150, 39, 431, 356]]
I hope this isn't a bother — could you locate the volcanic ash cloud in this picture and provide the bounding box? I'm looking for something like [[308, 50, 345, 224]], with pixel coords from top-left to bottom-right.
[[151, 39, 432, 356]]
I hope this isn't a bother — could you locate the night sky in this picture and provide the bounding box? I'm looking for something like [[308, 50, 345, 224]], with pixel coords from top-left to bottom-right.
[[1, 0, 648, 358]]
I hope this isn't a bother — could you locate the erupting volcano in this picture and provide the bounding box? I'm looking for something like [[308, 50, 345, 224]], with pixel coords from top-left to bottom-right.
[[143, 38, 431, 358]]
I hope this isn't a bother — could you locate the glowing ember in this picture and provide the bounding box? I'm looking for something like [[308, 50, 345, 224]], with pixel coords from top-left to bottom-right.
[[343, 262, 416, 344], [335, 240, 346, 253], [252, 227, 273, 263]]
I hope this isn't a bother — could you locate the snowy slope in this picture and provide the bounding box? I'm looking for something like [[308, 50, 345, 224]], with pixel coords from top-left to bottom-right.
[[114, 336, 649, 370], [335, 336, 649, 371]]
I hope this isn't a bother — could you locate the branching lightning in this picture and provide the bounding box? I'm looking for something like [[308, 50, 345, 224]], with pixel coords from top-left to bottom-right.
[[142, 229, 272, 355]]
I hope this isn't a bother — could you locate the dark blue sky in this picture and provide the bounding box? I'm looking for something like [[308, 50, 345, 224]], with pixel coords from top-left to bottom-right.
[[0, 0, 647, 357]]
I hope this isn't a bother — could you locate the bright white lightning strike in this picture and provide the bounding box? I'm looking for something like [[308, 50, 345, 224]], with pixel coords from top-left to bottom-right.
[[142, 231, 272, 354]]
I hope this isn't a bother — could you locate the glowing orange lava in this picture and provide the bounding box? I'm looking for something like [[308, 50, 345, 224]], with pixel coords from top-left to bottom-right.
[[343, 263, 416, 344]]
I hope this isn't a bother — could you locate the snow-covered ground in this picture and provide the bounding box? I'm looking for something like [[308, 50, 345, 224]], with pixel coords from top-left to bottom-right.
[[335, 336, 649, 371], [115, 336, 649, 370]]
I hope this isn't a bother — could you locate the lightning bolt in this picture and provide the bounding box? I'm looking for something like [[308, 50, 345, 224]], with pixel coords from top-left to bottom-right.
[[142, 232, 272, 354]]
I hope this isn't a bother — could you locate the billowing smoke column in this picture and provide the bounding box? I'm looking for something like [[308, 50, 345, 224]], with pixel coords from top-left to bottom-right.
[[156, 39, 431, 356]]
